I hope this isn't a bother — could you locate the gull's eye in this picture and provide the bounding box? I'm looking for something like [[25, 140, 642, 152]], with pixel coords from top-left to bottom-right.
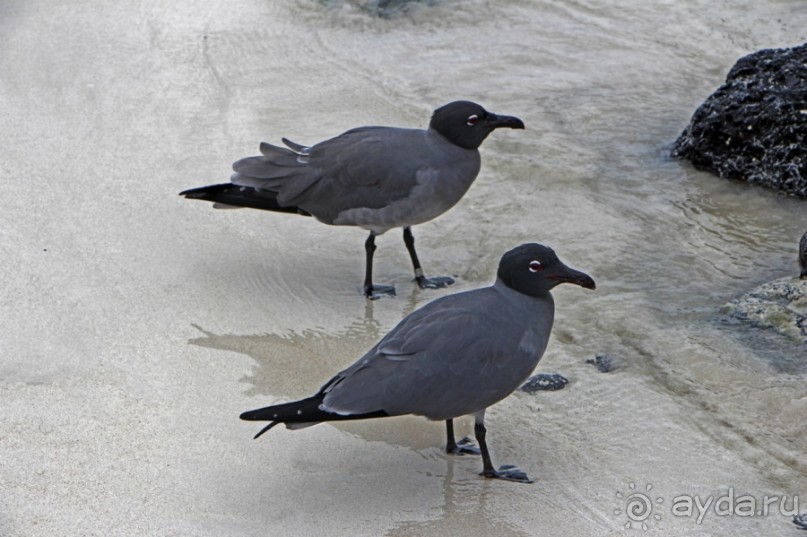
[[466, 114, 480, 126], [529, 260, 543, 272]]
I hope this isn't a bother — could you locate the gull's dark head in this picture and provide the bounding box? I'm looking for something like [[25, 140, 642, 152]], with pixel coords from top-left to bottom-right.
[[497, 243, 596, 298], [429, 100, 525, 150]]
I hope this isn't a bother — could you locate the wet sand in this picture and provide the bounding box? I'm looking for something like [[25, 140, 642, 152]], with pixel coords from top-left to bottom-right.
[[2, 1, 806, 536]]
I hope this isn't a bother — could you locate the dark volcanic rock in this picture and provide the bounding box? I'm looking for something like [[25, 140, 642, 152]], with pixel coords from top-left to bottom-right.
[[520, 373, 568, 393], [673, 43, 807, 198], [586, 354, 618, 373], [340, 0, 435, 18]]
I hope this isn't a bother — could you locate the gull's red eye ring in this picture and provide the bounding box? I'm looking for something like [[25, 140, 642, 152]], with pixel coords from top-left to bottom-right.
[[466, 114, 479, 126], [529, 260, 543, 272]]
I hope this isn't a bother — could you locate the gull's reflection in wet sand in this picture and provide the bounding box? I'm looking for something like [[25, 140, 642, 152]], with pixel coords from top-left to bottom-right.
[[188, 281, 443, 399], [385, 454, 530, 537]]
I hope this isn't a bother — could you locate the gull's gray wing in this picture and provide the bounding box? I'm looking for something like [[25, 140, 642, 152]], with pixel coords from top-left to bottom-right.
[[232, 126, 480, 231], [320, 286, 550, 421]]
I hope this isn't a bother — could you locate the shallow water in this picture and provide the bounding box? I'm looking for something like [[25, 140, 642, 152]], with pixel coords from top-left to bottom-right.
[[193, 0, 807, 530], [2, 0, 806, 535]]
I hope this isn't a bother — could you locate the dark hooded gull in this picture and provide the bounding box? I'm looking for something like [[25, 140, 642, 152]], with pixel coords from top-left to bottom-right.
[[180, 101, 524, 298], [240, 243, 595, 483]]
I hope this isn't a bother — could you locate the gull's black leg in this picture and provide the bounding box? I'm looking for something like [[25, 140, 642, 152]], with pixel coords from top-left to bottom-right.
[[402, 227, 454, 290], [474, 413, 532, 483], [364, 232, 395, 299], [445, 419, 480, 455]]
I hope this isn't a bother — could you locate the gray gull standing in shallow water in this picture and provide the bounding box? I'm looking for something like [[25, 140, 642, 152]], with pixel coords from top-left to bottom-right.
[[240, 243, 595, 483], [180, 101, 524, 299]]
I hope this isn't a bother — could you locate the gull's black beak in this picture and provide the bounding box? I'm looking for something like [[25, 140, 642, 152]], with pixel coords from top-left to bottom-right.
[[486, 112, 525, 130], [549, 264, 596, 290]]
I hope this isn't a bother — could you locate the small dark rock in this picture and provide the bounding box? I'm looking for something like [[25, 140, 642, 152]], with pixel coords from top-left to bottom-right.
[[336, 0, 435, 18], [586, 354, 617, 373], [800, 231, 807, 279], [673, 43, 807, 199], [794, 513, 807, 531], [520, 373, 568, 393]]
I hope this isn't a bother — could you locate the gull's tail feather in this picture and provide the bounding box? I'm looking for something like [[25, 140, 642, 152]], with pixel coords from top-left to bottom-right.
[[240, 393, 389, 439], [179, 183, 310, 216]]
